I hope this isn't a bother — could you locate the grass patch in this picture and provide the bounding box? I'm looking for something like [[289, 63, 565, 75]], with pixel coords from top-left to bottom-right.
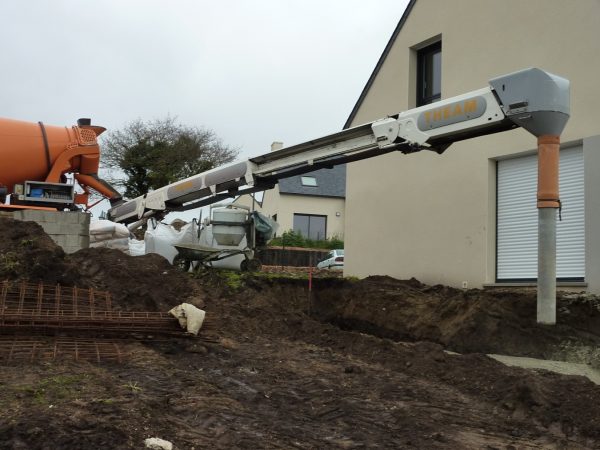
[[218, 270, 245, 291], [122, 381, 143, 394], [17, 374, 89, 404], [254, 271, 309, 281], [193, 268, 247, 291], [192, 267, 354, 293]]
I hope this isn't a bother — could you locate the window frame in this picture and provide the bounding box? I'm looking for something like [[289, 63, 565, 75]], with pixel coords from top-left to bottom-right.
[[300, 176, 318, 187], [416, 41, 442, 107], [293, 213, 328, 240]]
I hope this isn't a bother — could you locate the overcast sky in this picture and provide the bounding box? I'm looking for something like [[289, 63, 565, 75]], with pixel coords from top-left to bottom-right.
[[0, 0, 409, 161]]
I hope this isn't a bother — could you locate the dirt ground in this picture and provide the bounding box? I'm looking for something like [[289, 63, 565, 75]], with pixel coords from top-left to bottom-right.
[[1, 217, 600, 449]]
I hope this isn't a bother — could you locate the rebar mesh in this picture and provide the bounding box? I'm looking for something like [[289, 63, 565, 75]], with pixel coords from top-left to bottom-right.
[[0, 281, 212, 364], [0, 336, 126, 363]]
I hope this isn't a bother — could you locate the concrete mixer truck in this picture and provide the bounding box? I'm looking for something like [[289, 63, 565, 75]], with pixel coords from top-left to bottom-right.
[[0, 117, 122, 211]]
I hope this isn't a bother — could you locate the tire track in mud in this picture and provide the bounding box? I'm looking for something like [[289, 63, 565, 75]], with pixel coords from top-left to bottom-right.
[[3, 220, 600, 449]]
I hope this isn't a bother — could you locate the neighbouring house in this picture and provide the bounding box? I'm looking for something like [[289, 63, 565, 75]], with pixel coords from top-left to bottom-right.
[[233, 142, 345, 241], [343, 0, 600, 292]]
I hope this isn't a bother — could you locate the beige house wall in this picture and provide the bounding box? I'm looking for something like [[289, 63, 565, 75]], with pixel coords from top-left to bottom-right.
[[265, 194, 345, 240], [345, 0, 600, 289], [231, 192, 264, 212], [234, 186, 346, 240], [234, 139, 346, 241]]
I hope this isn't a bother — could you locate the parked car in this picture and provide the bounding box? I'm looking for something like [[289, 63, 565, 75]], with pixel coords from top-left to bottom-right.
[[317, 249, 344, 270]]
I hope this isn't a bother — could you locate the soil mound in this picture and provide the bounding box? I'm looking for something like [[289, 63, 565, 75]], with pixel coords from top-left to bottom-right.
[[0, 217, 78, 285], [0, 217, 200, 311], [309, 276, 600, 363], [68, 248, 201, 311]]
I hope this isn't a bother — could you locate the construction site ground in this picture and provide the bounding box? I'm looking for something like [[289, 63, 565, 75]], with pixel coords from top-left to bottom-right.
[[1, 217, 600, 449]]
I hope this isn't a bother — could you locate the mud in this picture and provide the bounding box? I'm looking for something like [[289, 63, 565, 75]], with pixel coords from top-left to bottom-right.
[[1, 217, 600, 449], [0, 217, 201, 311], [309, 276, 600, 365], [69, 248, 202, 311], [0, 218, 76, 285]]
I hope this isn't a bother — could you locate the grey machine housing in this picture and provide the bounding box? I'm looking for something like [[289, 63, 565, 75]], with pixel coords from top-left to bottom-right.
[[490, 67, 570, 137]]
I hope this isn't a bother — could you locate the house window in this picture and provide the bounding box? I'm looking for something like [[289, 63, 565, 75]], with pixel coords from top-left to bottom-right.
[[417, 41, 441, 106], [301, 176, 317, 187], [293, 213, 327, 240]]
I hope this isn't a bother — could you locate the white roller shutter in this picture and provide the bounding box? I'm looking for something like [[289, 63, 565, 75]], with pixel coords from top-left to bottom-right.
[[497, 146, 584, 280]]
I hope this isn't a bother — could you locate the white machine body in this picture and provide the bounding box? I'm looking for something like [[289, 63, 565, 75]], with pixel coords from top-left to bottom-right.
[[108, 68, 569, 225]]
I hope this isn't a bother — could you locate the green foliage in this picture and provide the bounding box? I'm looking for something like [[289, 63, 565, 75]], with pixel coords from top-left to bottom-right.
[[192, 267, 246, 291], [269, 230, 305, 247], [122, 381, 143, 394], [268, 230, 344, 250], [192, 268, 352, 293], [254, 271, 310, 281], [100, 117, 238, 198], [19, 239, 34, 247], [0, 252, 20, 275]]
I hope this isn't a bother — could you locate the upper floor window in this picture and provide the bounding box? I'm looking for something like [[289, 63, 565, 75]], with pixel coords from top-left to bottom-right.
[[417, 41, 441, 106]]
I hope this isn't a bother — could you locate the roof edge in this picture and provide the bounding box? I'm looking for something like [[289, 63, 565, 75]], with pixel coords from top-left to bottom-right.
[[280, 192, 346, 200], [342, 0, 417, 129]]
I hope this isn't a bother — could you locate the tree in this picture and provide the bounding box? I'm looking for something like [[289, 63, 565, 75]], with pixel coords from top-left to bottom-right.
[[100, 117, 238, 198]]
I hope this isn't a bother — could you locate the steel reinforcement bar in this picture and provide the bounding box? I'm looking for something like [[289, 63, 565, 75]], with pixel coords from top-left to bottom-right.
[[0, 280, 212, 335], [0, 280, 112, 316], [0, 336, 127, 363]]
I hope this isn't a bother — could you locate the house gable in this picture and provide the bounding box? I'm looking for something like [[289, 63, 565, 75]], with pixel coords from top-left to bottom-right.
[[344, 0, 417, 129], [342, 0, 600, 291]]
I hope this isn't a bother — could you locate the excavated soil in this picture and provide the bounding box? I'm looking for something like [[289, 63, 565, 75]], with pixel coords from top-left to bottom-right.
[[0, 218, 200, 311], [310, 276, 600, 366], [1, 217, 600, 449]]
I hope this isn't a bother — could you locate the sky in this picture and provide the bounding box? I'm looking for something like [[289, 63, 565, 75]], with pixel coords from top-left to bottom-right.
[[0, 0, 409, 162]]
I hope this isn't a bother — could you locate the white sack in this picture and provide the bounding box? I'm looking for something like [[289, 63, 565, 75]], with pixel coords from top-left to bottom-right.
[[128, 238, 146, 256], [144, 437, 173, 450], [168, 303, 206, 335], [90, 237, 129, 251], [90, 219, 129, 239]]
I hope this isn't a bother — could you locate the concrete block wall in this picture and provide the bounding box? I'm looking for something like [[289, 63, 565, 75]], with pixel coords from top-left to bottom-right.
[[2, 210, 90, 254]]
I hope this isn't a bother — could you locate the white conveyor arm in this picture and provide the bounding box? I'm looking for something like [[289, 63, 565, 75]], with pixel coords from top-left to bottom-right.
[[108, 67, 569, 224]]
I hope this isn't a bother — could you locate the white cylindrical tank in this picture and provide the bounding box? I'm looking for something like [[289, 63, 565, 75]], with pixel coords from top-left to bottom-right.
[[212, 207, 248, 246]]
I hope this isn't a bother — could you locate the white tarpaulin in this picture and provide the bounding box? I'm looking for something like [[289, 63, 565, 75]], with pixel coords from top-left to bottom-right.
[[144, 220, 197, 264], [145, 220, 246, 270]]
